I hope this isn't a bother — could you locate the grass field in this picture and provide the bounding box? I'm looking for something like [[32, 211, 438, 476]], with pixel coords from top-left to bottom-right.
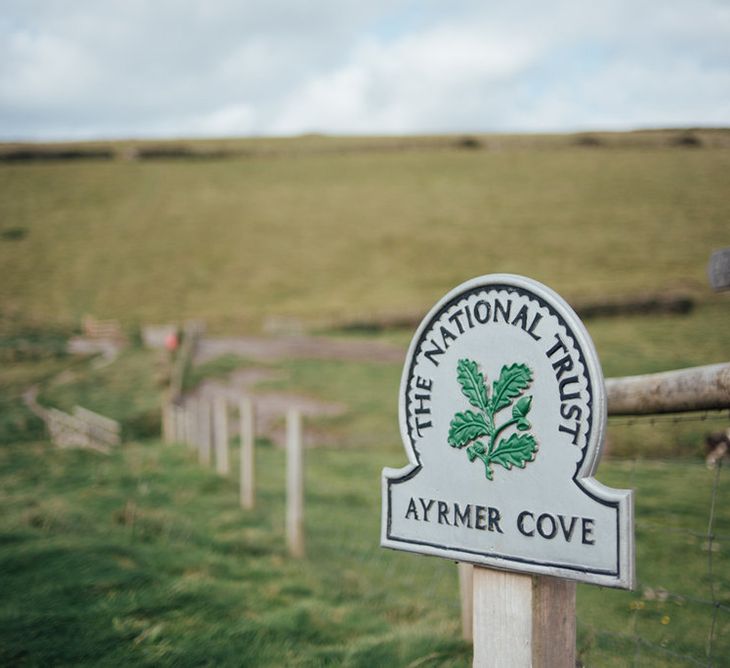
[[5, 297, 728, 458], [1, 132, 729, 665], [1, 340, 729, 665], [0, 434, 727, 666], [1, 132, 729, 332]]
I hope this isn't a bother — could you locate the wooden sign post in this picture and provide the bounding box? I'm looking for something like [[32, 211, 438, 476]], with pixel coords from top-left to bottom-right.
[[458, 563, 474, 641], [473, 569, 576, 665], [381, 274, 634, 665]]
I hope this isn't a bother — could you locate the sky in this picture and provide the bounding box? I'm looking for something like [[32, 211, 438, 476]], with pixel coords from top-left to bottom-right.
[[1, 0, 729, 141]]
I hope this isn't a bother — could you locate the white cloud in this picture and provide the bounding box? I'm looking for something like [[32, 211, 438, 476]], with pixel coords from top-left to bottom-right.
[[0, 0, 727, 139], [0, 30, 99, 107], [195, 103, 257, 136], [270, 27, 537, 134]]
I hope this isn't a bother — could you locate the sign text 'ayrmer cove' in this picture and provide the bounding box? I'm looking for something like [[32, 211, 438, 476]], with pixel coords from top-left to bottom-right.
[[381, 274, 635, 589]]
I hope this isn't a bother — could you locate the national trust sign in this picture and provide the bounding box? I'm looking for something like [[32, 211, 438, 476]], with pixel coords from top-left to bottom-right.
[[381, 274, 634, 589]]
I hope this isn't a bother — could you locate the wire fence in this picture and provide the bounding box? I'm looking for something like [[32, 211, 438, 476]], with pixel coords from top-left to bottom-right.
[[577, 413, 729, 666], [166, 391, 729, 666]]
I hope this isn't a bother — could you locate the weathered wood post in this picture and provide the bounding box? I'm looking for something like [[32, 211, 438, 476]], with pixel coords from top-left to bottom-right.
[[213, 394, 230, 476], [605, 363, 730, 415], [381, 274, 634, 666], [179, 404, 186, 444], [198, 398, 212, 466], [191, 399, 199, 452], [458, 563, 474, 641], [162, 396, 175, 443], [286, 408, 305, 558], [73, 406, 121, 448], [177, 401, 188, 444], [175, 402, 183, 445], [473, 570, 575, 665], [240, 397, 256, 510], [185, 399, 196, 449]]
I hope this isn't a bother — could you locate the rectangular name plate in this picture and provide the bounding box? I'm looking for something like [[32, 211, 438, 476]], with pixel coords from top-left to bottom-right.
[[381, 274, 634, 589], [708, 247, 730, 291]]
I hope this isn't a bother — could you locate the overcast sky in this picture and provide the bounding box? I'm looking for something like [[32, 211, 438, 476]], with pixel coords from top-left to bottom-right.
[[1, 0, 728, 141]]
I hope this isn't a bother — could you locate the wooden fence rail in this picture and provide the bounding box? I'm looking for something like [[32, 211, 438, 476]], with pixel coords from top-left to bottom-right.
[[22, 386, 121, 452], [606, 362, 730, 415], [46, 407, 120, 452], [457, 362, 730, 645], [73, 405, 121, 446], [82, 315, 125, 341]]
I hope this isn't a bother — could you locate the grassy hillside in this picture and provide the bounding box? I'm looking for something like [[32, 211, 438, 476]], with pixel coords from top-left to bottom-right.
[[1, 132, 729, 666], [1, 132, 728, 332]]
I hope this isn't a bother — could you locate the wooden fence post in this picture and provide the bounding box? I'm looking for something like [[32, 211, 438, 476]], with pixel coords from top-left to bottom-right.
[[213, 395, 229, 476], [171, 405, 180, 443], [198, 399, 212, 466], [185, 400, 196, 449], [240, 397, 256, 510], [162, 397, 174, 443], [458, 563, 474, 642], [472, 568, 575, 667], [179, 404, 186, 444], [286, 408, 305, 558]]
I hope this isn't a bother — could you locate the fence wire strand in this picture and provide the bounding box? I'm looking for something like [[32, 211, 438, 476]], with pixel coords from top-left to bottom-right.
[[171, 391, 729, 666], [608, 409, 730, 427], [705, 459, 722, 665], [576, 454, 727, 667], [578, 623, 709, 667]]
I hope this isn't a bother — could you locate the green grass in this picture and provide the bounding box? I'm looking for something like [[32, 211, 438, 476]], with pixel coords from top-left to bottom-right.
[[1, 136, 728, 333], [0, 317, 76, 444], [1, 335, 726, 665], [185, 354, 260, 390], [0, 438, 470, 666], [36, 348, 166, 440], [590, 301, 730, 378], [1, 343, 727, 665], [0, 357, 65, 445], [0, 436, 727, 666], [578, 459, 730, 666]]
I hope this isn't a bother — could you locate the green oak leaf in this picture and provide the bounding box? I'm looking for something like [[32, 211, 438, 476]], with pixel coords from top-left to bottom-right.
[[449, 358, 538, 481], [512, 395, 532, 419], [489, 433, 538, 470], [466, 441, 486, 462], [448, 411, 489, 448], [491, 364, 533, 413], [456, 358, 488, 412]]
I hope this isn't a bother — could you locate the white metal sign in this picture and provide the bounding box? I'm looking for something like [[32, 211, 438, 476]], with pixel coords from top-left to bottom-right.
[[381, 274, 634, 589]]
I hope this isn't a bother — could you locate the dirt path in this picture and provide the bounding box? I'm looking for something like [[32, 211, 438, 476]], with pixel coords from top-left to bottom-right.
[[194, 334, 405, 365], [187, 368, 347, 448], [190, 335, 405, 447]]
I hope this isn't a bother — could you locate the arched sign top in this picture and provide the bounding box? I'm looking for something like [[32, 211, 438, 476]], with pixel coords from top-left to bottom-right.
[[381, 274, 634, 589]]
